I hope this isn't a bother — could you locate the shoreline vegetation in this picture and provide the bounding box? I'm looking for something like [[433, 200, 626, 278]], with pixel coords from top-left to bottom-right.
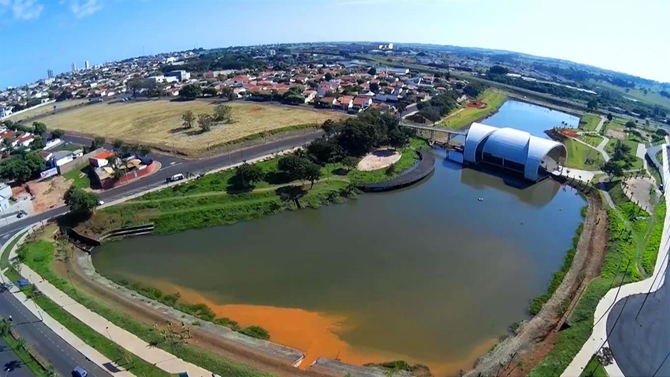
[[77, 110, 426, 236]]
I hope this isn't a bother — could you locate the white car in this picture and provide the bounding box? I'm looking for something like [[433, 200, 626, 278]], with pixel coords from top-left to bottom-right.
[[98, 200, 105, 205]]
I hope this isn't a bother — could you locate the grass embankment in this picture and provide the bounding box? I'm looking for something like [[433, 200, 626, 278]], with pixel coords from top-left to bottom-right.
[[564, 138, 604, 170], [578, 114, 602, 132], [8, 237, 272, 377], [62, 163, 92, 189], [440, 90, 507, 129], [34, 100, 345, 155], [528, 207, 586, 315], [578, 134, 604, 147], [84, 139, 427, 235], [529, 187, 665, 376]]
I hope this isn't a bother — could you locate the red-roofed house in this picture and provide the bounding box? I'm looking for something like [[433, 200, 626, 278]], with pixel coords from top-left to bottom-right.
[[353, 97, 372, 110], [89, 150, 115, 167], [14, 133, 34, 147], [337, 96, 353, 110]]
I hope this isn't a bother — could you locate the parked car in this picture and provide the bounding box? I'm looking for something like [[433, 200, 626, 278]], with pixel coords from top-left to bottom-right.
[[166, 173, 185, 183], [16, 212, 24, 218], [98, 200, 105, 205], [72, 366, 88, 377]]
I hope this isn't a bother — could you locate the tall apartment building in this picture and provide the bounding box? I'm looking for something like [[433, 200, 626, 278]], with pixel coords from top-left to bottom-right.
[[85, 60, 90, 69], [47, 69, 54, 79], [71, 63, 77, 72]]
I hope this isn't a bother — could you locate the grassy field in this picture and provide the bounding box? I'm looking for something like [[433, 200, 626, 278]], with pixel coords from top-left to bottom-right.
[[62, 163, 92, 189], [33, 100, 346, 154], [9, 234, 272, 377], [605, 139, 643, 169], [578, 134, 604, 147], [590, 80, 670, 109], [564, 138, 605, 170], [6, 99, 90, 121], [440, 90, 507, 129], [578, 113, 601, 132]]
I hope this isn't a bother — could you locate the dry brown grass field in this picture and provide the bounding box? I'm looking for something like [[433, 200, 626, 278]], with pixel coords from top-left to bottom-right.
[[7, 99, 90, 120], [35, 99, 346, 154]]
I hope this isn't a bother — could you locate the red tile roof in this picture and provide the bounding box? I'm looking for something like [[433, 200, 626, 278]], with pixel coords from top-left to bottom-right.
[[338, 96, 354, 104], [92, 150, 115, 160], [353, 97, 370, 106]]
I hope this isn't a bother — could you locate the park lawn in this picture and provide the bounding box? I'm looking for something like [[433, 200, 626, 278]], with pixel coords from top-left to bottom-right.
[[6, 99, 89, 121], [564, 138, 604, 170], [578, 134, 604, 147], [440, 90, 507, 130], [34, 100, 346, 155], [578, 113, 601, 132], [590, 79, 670, 109], [62, 163, 93, 189], [605, 139, 643, 169]]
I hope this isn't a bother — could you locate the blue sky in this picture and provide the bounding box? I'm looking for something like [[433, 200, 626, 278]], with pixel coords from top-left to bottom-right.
[[1, 0, 668, 88]]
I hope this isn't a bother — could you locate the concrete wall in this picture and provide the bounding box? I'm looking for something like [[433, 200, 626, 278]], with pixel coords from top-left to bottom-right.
[[58, 148, 104, 174], [0, 100, 56, 120]]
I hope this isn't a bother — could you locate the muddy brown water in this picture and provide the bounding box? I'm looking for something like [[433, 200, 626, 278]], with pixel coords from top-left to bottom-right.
[[93, 101, 585, 375]]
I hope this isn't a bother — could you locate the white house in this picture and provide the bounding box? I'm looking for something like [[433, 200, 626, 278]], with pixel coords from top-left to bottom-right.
[[0, 107, 13, 118], [43, 138, 63, 150], [0, 183, 12, 212], [13, 133, 34, 147], [303, 90, 317, 103], [352, 97, 372, 109]]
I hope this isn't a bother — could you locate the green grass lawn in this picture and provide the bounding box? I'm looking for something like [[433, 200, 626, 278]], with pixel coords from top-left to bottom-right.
[[605, 139, 643, 169], [590, 79, 670, 109], [62, 163, 93, 189], [564, 138, 604, 170], [578, 114, 601, 132], [440, 90, 507, 130], [578, 134, 604, 147]]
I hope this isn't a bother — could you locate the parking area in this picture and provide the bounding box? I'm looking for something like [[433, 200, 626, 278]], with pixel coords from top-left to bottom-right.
[[0, 198, 35, 226]]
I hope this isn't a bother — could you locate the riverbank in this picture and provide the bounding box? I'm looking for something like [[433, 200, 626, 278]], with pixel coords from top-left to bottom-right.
[[440, 89, 507, 130], [76, 138, 428, 236]]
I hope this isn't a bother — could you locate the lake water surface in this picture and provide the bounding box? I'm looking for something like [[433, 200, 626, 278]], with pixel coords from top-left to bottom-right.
[[93, 100, 584, 374]]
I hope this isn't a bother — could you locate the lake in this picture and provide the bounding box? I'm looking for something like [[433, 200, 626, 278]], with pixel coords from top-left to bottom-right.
[[93, 100, 584, 374]]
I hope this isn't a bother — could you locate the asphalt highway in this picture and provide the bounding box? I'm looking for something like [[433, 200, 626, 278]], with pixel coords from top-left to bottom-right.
[[606, 258, 670, 377], [0, 337, 33, 377]]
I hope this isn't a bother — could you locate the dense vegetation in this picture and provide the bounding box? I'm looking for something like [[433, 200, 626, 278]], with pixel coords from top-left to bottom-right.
[[161, 53, 265, 73]]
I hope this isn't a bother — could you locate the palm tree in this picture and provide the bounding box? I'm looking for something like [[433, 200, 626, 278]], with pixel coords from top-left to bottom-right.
[[16, 337, 27, 351], [46, 365, 56, 377]]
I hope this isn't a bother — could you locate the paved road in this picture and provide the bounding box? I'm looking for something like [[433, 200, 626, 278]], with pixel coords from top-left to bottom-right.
[[0, 130, 323, 238], [0, 337, 34, 377], [0, 281, 109, 377], [607, 265, 670, 377]]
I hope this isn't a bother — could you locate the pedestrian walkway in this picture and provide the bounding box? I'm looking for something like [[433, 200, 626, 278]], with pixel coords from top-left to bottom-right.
[[3, 223, 215, 376]]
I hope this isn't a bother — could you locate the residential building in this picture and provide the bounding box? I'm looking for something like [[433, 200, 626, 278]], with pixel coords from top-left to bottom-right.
[[303, 90, 317, 103], [0, 183, 12, 212], [71, 63, 76, 72], [85, 61, 90, 69], [14, 133, 34, 148], [0, 107, 12, 118], [353, 97, 372, 109], [89, 150, 115, 168], [50, 150, 78, 167], [47, 69, 54, 79], [166, 70, 190, 81], [338, 96, 354, 110]]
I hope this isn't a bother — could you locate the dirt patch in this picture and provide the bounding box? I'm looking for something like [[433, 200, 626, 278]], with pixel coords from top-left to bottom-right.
[[357, 149, 401, 171], [606, 129, 627, 140], [26, 176, 70, 213], [463, 187, 609, 377], [622, 176, 659, 214], [559, 129, 579, 138], [466, 100, 487, 109]]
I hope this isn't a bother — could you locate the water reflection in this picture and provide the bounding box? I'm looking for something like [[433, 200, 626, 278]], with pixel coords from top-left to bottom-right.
[[459, 167, 560, 207]]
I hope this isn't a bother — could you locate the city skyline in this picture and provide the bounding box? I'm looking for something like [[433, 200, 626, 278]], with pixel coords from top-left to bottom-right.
[[0, 0, 668, 88]]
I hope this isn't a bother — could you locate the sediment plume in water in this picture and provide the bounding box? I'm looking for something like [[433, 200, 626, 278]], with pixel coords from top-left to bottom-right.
[[147, 279, 498, 374]]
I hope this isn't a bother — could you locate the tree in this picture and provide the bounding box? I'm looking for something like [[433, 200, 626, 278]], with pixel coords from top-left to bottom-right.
[[388, 127, 409, 149], [369, 82, 380, 93], [601, 160, 623, 181], [587, 100, 598, 111], [342, 156, 359, 171], [46, 366, 56, 377], [213, 104, 233, 123], [324, 72, 334, 81], [16, 337, 26, 351], [488, 65, 509, 75], [221, 86, 235, 101], [198, 114, 213, 132], [321, 119, 340, 138], [607, 113, 613, 121], [0, 318, 10, 336], [51, 129, 65, 139], [277, 154, 311, 181], [182, 110, 196, 129], [202, 87, 218, 97], [91, 136, 106, 150], [625, 120, 636, 130], [32, 122, 47, 136], [368, 67, 377, 76], [303, 163, 322, 188], [275, 185, 306, 209], [64, 186, 99, 216], [31, 137, 46, 150], [137, 145, 152, 156], [234, 163, 265, 188], [180, 84, 202, 100], [112, 139, 124, 151]]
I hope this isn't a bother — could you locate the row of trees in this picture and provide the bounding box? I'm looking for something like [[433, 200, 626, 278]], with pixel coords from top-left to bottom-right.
[[600, 140, 637, 179], [180, 104, 233, 133]]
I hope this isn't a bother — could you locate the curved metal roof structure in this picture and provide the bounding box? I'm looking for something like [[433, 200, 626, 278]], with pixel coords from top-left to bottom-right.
[[463, 122, 567, 182]]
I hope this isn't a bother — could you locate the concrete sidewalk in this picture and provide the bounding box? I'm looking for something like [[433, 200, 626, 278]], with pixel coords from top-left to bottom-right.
[[12, 261, 214, 377]]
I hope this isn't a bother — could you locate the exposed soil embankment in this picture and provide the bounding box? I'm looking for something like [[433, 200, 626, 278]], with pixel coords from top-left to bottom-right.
[[463, 188, 608, 377]]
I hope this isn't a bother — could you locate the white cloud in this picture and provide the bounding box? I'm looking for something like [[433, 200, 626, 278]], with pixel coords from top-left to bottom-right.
[[68, 0, 103, 18], [0, 0, 43, 20]]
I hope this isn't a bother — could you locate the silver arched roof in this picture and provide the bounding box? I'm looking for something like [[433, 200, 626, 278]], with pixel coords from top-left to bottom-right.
[[463, 122, 567, 181]]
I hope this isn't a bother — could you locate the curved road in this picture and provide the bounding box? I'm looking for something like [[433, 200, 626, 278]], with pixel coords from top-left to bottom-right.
[[0, 131, 323, 376]]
